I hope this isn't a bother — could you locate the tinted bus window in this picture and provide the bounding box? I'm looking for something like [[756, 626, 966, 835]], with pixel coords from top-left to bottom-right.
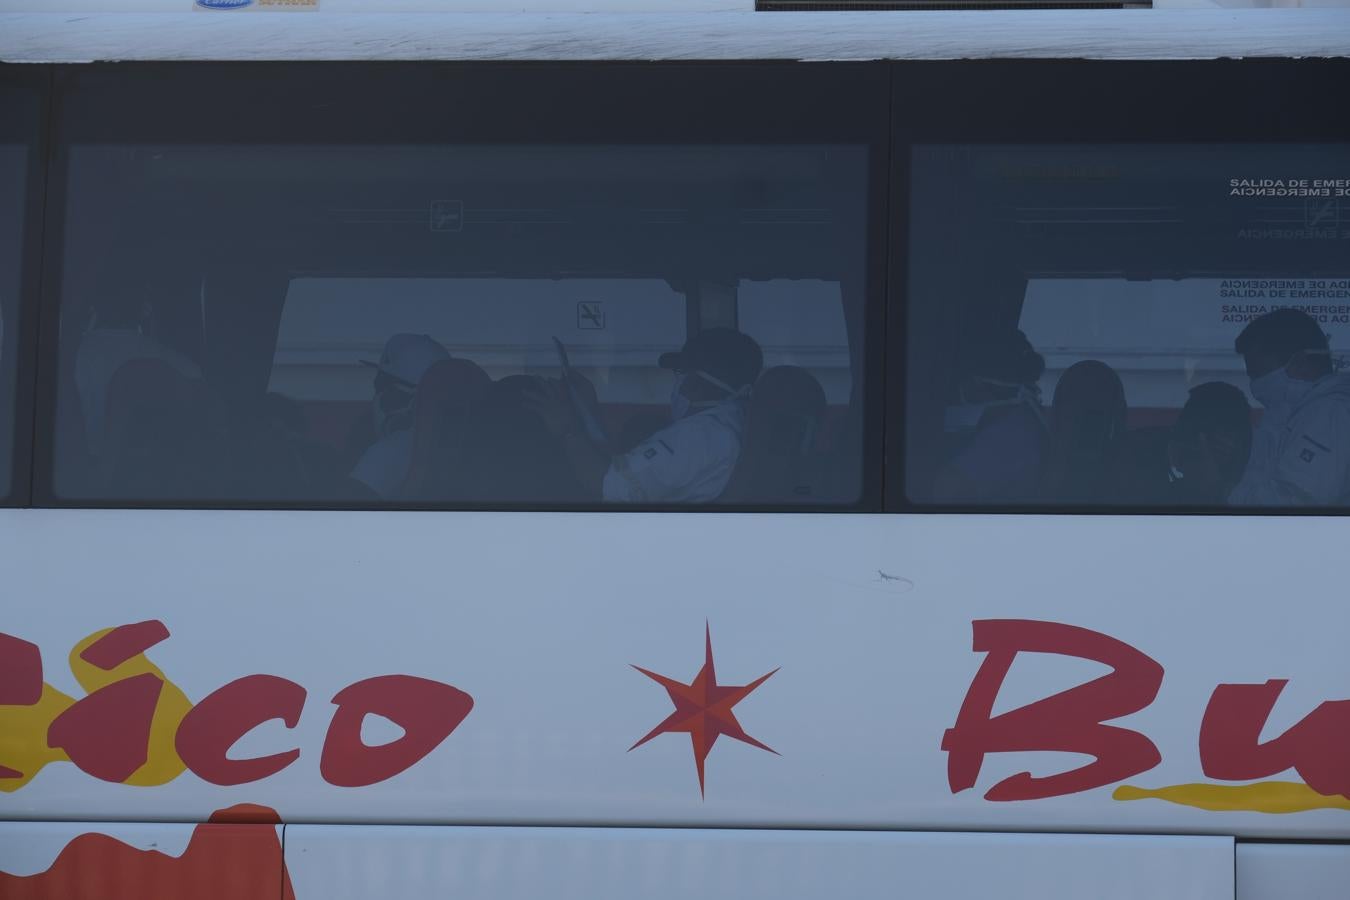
[[906, 144, 1350, 509], [51, 144, 869, 507], [0, 142, 21, 499]]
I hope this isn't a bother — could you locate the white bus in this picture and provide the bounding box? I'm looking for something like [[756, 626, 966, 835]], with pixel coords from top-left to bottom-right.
[[0, 2, 1347, 899]]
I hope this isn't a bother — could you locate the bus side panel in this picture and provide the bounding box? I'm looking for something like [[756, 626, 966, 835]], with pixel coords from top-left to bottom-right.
[[2, 509, 1349, 838], [1237, 843, 1350, 900], [0, 819, 288, 899], [283, 827, 1234, 900]]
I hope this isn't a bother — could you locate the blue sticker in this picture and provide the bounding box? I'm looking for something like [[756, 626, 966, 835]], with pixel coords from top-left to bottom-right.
[[196, 0, 254, 9]]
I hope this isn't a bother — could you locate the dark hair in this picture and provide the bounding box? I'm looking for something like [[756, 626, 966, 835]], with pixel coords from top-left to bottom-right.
[[1176, 382, 1249, 438], [662, 328, 764, 390], [1174, 381, 1252, 484], [1050, 360, 1126, 454], [1234, 309, 1329, 370]]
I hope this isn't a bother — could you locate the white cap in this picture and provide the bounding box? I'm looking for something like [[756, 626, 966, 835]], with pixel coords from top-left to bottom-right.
[[362, 333, 450, 389]]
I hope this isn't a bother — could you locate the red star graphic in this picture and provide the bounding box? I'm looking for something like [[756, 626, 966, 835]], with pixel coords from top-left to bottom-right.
[[630, 623, 778, 796]]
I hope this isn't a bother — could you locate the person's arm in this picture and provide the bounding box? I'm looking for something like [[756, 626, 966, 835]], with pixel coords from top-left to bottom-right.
[[1269, 402, 1350, 505], [1235, 401, 1346, 506]]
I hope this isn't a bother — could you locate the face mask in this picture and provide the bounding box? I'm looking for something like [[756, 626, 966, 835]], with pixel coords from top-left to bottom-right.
[[694, 370, 742, 398], [1249, 366, 1315, 414], [671, 370, 743, 421]]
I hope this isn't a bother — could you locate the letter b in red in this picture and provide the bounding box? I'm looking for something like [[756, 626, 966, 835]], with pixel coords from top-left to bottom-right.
[[942, 620, 1163, 801]]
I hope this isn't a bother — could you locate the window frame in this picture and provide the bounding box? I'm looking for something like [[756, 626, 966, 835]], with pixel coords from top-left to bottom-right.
[[31, 61, 891, 512], [0, 65, 50, 508], [886, 57, 1350, 516]]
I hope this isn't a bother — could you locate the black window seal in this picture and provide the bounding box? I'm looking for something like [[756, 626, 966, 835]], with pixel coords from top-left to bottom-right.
[[0, 64, 52, 509]]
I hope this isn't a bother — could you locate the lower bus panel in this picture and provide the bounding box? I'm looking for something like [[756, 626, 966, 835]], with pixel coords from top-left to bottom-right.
[[0, 822, 1251, 899], [282, 827, 1234, 900], [1237, 842, 1350, 900]]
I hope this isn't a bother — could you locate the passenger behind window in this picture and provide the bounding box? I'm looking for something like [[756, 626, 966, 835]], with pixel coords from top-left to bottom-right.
[[527, 327, 763, 504], [719, 365, 827, 503], [1229, 309, 1350, 506], [1041, 360, 1127, 504], [614, 409, 673, 455], [397, 358, 492, 501], [452, 374, 585, 503], [1116, 382, 1252, 506], [932, 328, 1047, 504], [349, 333, 450, 499], [75, 296, 201, 463]]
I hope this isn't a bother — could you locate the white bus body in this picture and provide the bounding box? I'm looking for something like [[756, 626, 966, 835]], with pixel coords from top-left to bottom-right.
[[1, 3, 1348, 899]]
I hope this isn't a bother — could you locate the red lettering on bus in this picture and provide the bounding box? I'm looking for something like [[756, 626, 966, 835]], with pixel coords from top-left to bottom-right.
[[0, 632, 43, 706], [320, 675, 474, 788], [942, 619, 1163, 801], [47, 672, 164, 782], [176, 674, 308, 786], [1200, 680, 1350, 799], [80, 620, 171, 670]]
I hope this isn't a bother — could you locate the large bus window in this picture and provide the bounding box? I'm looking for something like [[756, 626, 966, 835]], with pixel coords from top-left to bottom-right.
[[0, 141, 26, 501], [51, 144, 868, 507], [906, 144, 1350, 509]]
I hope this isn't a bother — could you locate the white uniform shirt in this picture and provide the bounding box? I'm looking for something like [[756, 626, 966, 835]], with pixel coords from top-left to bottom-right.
[[602, 400, 745, 503], [1229, 373, 1350, 506], [75, 328, 201, 457], [350, 428, 414, 500]]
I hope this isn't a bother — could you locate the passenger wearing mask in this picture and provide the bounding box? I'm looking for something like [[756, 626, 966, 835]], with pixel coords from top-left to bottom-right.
[[527, 327, 762, 503], [1042, 360, 1127, 504], [1117, 382, 1252, 506], [349, 333, 450, 499], [76, 296, 201, 460], [933, 328, 1047, 504], [1228, 309, 1350, 505]]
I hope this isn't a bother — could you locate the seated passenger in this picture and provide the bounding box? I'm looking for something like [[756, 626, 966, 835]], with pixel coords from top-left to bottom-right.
[[1227, 309, 1350, 505], [932, 328, 1047, 504], [1041, 360, 1127, 504], [456, 375, 583, 503], [1116, 382, 1252, 505], [349, 333, 450, 499], [76, 297, 200, 461], [527, 328, 763, 503], [719, 365, 827, 503], [614, 409, 673, 454]]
